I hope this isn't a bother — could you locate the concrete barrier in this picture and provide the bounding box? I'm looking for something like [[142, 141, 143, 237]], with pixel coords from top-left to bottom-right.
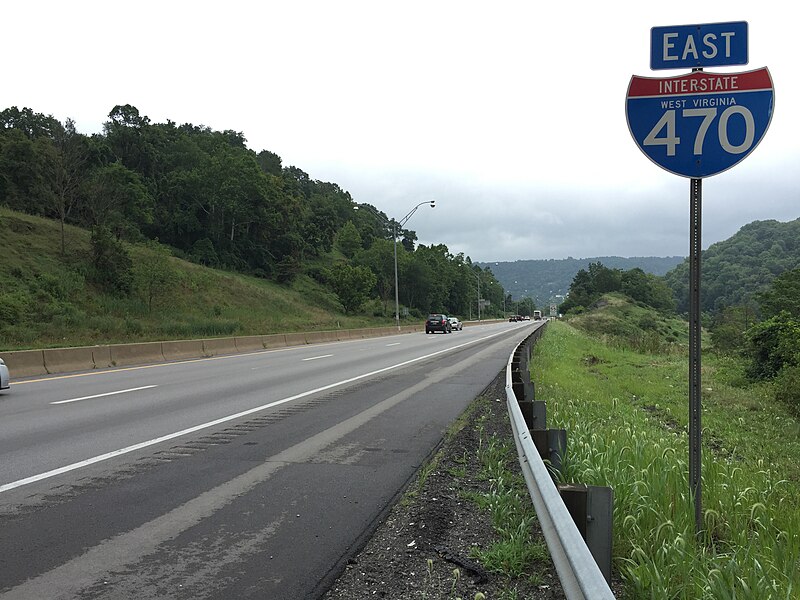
[[305, 330, 341, 344], [202, 337, 238, 357], [234, 335, 266, 352], [284, 332, 307, 347], [0, 349, 47, 378], [43, 347, 97, 374], [162, 339, 205, 361], [262, 334, 287, 349], [93, 346, 114, 369], [110, 342, 165, 367], [304, 331, 328, 345], [0, 322, 445, 381]]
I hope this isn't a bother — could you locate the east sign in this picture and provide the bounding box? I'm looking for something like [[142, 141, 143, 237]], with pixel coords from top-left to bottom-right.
[[626, 67, 774, 178], [650, 21, 748, 70]]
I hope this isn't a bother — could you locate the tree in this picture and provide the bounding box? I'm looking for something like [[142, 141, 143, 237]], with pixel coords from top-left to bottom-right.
[[325, 264, 377, 314], [517, 297, 536, 317], [757, 267, 800, 319], [46, 118, 91, 254], [0, 106, 60, 138], [83, 162, 153, 239], [103, 105, 156, 177], [743, 268, 800, 382], [0, 128, 52, 213], [133, 241, 177, 312], [560, 268, 592, 313], [336, 221, 362, 258], [621, 268, 675, 312], [589, 261, 622, 293], [355, 238, 395, 314], [256, 150, 282, 176], [711, 305, 757, 354]]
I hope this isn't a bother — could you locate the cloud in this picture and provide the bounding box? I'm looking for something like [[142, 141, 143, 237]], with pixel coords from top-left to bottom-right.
[[3, 1, 797, 263]]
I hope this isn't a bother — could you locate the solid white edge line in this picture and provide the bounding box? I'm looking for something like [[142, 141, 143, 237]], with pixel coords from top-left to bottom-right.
[[0, 326, 519, 494], [51, 385, 158, 405]]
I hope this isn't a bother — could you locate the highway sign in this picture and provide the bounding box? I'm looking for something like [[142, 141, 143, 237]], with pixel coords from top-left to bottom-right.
[[651, 21, 748, 70], [626, 67, 774, 178]]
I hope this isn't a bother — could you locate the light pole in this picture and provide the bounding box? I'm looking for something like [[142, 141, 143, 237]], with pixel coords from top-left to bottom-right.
[[354, 200, 435, 331]]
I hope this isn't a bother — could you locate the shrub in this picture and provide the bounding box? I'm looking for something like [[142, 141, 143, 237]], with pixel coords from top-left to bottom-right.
[[90, 226, 133, 294], [745, 312, 800, 380], [774, 365, 800, 415]]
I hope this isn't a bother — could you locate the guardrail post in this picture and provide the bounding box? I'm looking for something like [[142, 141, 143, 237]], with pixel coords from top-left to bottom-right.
[[532, 429, 567, 476], [518, 397, 546, 431], [511, 364, 547, 430], [519, 395, 547, 431], [558, 484, 614, 584]]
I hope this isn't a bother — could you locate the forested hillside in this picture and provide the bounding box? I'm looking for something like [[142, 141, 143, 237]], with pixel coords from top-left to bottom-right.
[[0, 105, 506, 328], [479, 256, 684, 306], [664, 219, 800, 314]]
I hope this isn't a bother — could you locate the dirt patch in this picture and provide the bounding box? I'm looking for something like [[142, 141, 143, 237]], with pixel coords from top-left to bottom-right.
[[583, 354, 605, 366], [321, 372, 566, 599], [641, 404, 685, 435]]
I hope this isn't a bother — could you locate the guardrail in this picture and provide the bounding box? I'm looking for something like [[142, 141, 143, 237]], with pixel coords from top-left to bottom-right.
[[505, 323, 616, 599]]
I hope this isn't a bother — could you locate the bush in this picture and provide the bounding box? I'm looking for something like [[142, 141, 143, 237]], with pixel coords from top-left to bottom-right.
[[774, 365, 800, 415], [745, 312, 800, 380], [90, 226, 133, 294]]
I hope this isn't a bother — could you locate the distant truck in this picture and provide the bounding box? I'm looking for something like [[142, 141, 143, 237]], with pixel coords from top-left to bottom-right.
[[533, 310, 542, 321]]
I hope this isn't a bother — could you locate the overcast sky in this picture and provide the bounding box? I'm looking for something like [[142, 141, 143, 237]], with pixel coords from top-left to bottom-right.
[[4, 1, 797, 262]]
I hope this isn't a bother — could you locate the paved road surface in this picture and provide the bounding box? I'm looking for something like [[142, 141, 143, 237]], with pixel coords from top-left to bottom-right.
[[0, 322, 534, 599]]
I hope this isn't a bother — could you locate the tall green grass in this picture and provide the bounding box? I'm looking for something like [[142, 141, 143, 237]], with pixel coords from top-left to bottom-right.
[[533, 322, 800, 599]]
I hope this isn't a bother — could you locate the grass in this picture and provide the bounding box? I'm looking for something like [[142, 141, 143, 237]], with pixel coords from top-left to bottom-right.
[[0, 207, 398, 350], [410, 395, 550, 598], [465, 417, 549, 581], [532, 320, 800, 599]]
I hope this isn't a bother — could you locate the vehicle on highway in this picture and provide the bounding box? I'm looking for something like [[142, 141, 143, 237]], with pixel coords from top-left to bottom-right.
[[447, 317, 463, 331], [426, 314, 452, 334], [533, 310, 542, 320], [509, 315, 522, 322], [0, 357, 9, 391]]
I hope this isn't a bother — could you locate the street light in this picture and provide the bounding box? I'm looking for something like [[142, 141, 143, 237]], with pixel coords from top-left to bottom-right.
[[354, 200, 435, 331]]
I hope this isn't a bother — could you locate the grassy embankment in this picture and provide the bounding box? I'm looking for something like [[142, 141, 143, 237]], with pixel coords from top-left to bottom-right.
[[532, 298, 800, 598], [0, 207, 395, 351]]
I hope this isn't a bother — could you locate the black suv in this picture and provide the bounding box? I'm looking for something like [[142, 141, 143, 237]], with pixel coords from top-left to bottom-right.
[[425, 314, 452, 334]]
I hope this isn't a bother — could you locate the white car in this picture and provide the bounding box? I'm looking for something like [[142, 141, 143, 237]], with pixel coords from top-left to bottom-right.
[[447, 317, 463, 331], [0, 357, 9, 391]]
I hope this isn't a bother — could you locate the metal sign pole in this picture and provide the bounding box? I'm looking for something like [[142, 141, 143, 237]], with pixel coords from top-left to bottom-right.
[[689, 175, 703, 534]]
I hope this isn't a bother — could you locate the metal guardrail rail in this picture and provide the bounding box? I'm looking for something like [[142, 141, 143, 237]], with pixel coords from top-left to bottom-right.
[[505, 324, 615, 599]]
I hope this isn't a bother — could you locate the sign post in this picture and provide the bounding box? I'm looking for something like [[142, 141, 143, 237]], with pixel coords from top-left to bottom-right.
[[626, 21, 774, 534]]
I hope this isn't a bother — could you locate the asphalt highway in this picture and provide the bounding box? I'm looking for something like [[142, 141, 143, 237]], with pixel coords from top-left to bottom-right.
[[0, 321, 536, 599]]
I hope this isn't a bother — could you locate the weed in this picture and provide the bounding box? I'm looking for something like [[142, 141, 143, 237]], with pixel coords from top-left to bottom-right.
[[465, 426, 549, 582]]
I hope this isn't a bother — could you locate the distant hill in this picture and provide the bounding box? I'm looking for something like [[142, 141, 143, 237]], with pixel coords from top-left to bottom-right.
[[478, 256, 685, 307], [664, 218, 800, 314]]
